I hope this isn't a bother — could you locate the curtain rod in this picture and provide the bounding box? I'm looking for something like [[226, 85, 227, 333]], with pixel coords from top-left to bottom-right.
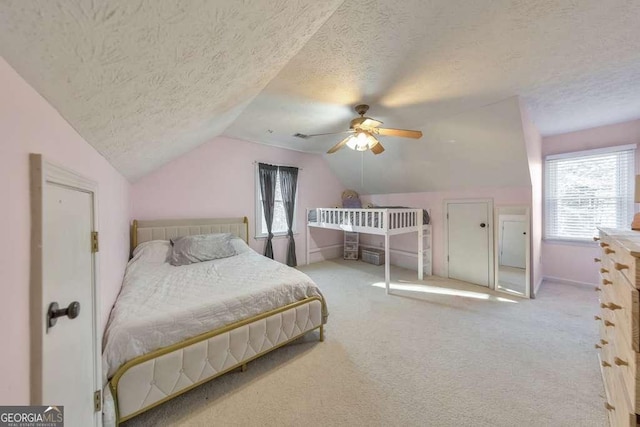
[[253, 161, 303, 171]]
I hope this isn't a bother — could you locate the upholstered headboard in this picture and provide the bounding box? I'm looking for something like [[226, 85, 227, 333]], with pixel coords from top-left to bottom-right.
[[131, 217, 249, 255]]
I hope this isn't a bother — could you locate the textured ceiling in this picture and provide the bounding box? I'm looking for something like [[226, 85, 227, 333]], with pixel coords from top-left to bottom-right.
[[0, 0, 343, 180], [227, 0, 640, 150], [1, 0, 640, 188]]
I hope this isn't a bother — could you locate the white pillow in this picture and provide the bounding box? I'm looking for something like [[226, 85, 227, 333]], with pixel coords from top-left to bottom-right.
[[169, 233, 237, 266], [230, 237, 252, 254], [132, 240, 171, 263]]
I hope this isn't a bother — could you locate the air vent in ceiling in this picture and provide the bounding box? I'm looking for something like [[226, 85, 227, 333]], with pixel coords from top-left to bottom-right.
[[293, 133, 310, 139]]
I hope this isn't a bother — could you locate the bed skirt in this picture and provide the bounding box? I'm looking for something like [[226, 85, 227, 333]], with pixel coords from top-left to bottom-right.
[[104, 297, 324, 425]]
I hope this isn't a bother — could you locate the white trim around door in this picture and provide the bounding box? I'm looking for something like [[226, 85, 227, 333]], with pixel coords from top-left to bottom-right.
[[29, 154, 102, 425]]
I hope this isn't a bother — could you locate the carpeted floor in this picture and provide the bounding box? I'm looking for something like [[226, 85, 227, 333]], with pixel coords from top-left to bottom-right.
[[124, 260, 606, 427]]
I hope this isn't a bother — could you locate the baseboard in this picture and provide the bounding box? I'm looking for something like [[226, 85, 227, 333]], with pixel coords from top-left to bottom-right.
[[307, 244, 343, 264], [359, 244, 432, 275], [359, 244, 419, 259], [542, 275, 597, 288], [533, 277, 543, 298]]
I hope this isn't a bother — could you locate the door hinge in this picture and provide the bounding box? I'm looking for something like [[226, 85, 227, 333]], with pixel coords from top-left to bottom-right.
[[94, 390, 102, 412], [447, 255, 449, 262], [91, 231, 99, 253]]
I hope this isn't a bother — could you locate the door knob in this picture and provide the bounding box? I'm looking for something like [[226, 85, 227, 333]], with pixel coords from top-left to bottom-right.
[[47, 301, 81, 328], [480, 223, 486, 228]]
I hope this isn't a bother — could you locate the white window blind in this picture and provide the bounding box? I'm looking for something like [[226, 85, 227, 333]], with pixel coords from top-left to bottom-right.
[[544, 145, 635, 241]]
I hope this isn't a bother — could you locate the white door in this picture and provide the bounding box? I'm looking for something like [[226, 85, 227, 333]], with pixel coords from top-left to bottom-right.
[[447, 202, 491, 287], [42, 182, 98, 425], [501, 220, 526, 269]]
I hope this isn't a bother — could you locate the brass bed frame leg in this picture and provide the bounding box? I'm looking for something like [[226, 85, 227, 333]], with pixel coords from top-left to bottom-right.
[[319, 325, 324, 342], [240, 363, 248, 372]]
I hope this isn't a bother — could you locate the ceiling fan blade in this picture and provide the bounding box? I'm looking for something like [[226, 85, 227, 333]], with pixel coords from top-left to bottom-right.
[[303, 130, 354, 138], [370, 142, 385, 155], [327, 136, 352, 154], [361, 118, 383, 128], [376, 128, 423, 139]]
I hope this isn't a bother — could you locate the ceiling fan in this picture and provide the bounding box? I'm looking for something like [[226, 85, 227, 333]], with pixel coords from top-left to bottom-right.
[[296, 104, 423, 155]]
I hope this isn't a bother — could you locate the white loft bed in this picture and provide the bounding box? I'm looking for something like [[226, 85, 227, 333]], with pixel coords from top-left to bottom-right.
[[306, 208, 432, 294]]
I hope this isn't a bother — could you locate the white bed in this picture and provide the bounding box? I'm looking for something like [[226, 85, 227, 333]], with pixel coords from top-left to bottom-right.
[[103, 218, 326, 425], [306, 208, 432, 293]]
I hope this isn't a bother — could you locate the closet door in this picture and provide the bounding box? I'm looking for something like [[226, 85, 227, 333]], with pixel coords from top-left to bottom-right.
[[446, 201, 492, 287]]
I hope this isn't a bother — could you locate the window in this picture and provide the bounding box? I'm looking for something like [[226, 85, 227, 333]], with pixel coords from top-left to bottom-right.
[[255, 168, 297, 237], [544, 144, 636, 242]]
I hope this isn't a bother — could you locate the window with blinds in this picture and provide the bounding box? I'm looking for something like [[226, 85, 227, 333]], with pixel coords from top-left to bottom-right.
[[544, 145, 636, 241]]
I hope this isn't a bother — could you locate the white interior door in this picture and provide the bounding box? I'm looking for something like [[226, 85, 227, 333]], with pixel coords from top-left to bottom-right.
[[31, 154, 101, 427], [501, 220, 526, 269], [447, 201, 491, 287], [43, 183, 97, 425]]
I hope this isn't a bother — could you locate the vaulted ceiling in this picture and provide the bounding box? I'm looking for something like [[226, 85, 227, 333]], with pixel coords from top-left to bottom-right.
[[1, 0, 640, 189]]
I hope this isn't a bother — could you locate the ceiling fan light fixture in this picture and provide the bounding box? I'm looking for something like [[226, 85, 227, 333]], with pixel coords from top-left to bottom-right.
[[311, 104, 422, 155], [347, 131, 377, 151]]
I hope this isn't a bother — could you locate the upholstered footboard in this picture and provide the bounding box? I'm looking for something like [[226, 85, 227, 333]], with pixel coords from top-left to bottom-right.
[[108, 297, 324, 424]]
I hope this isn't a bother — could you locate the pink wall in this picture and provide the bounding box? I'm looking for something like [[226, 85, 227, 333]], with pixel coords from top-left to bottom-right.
[[0, 58, 131, 404], [541, 119, 640, 285], [519, 102, 543, 294], [131, 136, 345, 264], [360, 186, 532, 276]]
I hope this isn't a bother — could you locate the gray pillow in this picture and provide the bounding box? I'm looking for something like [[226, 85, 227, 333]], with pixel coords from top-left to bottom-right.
[[169, 233, 236, 266]]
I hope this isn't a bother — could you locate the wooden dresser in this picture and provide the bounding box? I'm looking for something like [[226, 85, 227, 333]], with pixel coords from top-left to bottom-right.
[[596, 228, 640, 426]]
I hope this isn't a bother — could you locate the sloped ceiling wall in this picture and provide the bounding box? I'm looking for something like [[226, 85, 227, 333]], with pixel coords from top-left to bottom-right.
[[0, 0, 343, 179], [324, 97, 531, 194], [1, 0, 639, 191]]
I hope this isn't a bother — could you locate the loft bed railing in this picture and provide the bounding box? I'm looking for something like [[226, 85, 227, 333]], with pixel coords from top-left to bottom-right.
[[307, 208, 424, 235]]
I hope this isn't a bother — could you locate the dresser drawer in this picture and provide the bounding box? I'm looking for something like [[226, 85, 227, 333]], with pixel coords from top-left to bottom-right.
[[601, 269, 640, 353], [616, 338, 640, 413], [602, 363, 637, 427], [602, 238, 640, 288]]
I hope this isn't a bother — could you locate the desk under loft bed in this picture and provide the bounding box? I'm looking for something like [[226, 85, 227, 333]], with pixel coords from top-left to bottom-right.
[[306, 208, 432, 294]]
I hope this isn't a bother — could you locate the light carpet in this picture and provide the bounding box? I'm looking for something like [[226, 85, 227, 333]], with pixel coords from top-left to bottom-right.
[[123, 260, 606, 427]]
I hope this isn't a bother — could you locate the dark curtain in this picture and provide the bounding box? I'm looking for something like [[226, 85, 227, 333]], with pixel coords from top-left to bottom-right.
[[258, 163, 278, 259], [279, 166, 299, 266]]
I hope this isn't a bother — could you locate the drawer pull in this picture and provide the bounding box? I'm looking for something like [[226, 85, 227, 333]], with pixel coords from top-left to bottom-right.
[[595, 287, 601, 292], [604, 402, 615, 411], [600, 242, 609, 248], [602, 279, 612, 285], [601, 339, 608, 345], [604, 320, 615, 327], [614, 262, 629, 271], [600, 303, 608, 309], [607, 303, 622, 310], [602, 361, 612, 367], [595, 344, 602, 349], [600, 268, 609, 273], [594, 258, 601, 263], [594, 315, 602, 321], [594, 237, 601, 241], [604, 248, 615, 254], [614, 357, 628, 366]]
